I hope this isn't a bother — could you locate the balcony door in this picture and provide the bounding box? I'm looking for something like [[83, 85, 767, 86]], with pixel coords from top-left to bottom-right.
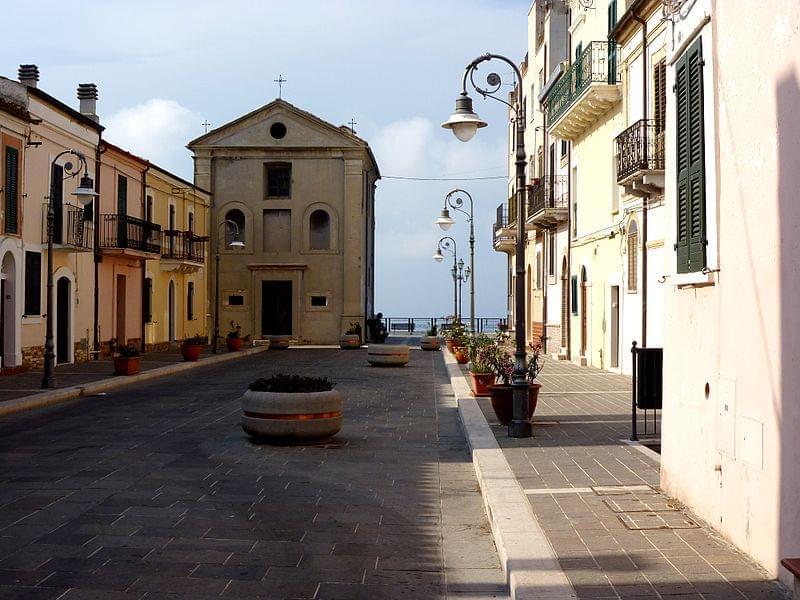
[[56, 277, 70, 364], [116, 275, 126, 344], [52, 164, 64, 244], [610, 286, 619, 368], [261, 281, 292, 336]]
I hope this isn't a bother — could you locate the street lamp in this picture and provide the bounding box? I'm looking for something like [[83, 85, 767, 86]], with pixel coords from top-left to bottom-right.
[[42, 151, 97, 389], [436, 189, 475, 333], [433, 236, 459, 322], [443, 53, 531, 438], [212, 220, 245, 354]]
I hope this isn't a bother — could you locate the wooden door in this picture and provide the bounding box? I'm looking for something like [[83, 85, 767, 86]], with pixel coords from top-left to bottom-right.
[[610, 286, 619, 368], [116, 275, 126, 345], [56, 277, 70, 364], [261, 281, 292, 336]]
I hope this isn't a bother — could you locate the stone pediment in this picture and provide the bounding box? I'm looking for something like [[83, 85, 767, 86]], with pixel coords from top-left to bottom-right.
[[187, 99, 366, 151]]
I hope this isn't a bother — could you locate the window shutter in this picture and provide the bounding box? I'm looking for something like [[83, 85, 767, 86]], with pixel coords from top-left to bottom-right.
[[654, 60, 667, 135], [24, 251, 42, 315], [51, 163, 64, 244], [4, 147, 19, 234], [571, 275, 578, 315], [187, 282, 194, 321], [143, 278, 152, 323]]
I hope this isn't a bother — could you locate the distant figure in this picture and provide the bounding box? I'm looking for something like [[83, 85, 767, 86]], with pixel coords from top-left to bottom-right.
[[366, 313, 388, 343]]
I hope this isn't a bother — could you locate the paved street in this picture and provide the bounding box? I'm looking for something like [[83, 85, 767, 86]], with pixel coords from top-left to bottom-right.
[[474, 360, 789, 600], [0, 344, 508, 599]]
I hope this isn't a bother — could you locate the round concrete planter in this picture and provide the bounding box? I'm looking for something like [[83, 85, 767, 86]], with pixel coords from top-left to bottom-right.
[[339, 335, 361, 349], [420, 336, 440, 351], [487, 383, 541, 425], [367, 344, 409, 367], [241, 389, 342, 443], [269, 335, 291, 350]]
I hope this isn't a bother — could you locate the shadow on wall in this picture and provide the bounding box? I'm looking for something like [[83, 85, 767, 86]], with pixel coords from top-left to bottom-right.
[[778, 67, 800, 577]]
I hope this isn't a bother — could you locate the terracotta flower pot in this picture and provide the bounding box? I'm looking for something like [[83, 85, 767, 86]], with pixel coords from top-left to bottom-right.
[[487, 383, 541, 425], [445, 339, 456, 352], [180, 344, 203, 362], [470, 372, 496, 397], [454, 347, 469, 364], [113, 356, 140, 376], [226, 337, 243, 352]]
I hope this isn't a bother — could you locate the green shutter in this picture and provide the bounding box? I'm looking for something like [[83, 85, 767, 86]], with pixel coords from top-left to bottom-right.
[[675, 37, 706, 273], [5, 147, 18, 234]]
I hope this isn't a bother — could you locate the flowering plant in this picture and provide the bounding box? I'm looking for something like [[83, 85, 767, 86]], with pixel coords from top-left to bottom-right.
[[485, 343, 544, 385], [227, 321, 242, 339], [526, 342, 544, 382], [471, 344, 500, 374]]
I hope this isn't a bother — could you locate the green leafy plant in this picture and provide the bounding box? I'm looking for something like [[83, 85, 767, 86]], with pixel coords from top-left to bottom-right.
[[465, 333, 492, 363], [249, 374, 335, 393], [526, 342, 544, 381], [471, 344, 500, 374], [182, 334, 205, 346], [227, 321, 242, 339], [446, 321, 468, 346], [426, 324, 438, 336], [345, 322, 362, 337], [115, 344, 140, 358]]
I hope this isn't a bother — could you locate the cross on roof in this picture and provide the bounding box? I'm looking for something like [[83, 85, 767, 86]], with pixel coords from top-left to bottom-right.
[[347, 118, 357, 135], [202, 120, 211, 133], [274, 74, 287, 99]]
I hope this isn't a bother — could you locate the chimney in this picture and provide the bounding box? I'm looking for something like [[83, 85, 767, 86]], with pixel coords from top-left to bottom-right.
[[18, 64, 39, 88], [77, 83, 99, 122]]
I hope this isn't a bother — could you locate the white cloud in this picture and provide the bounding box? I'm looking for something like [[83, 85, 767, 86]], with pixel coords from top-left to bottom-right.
[[103, 99, 200, 178]]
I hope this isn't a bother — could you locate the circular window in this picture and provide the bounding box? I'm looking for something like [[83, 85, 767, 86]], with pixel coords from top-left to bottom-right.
[[270, 122, 287, 139]]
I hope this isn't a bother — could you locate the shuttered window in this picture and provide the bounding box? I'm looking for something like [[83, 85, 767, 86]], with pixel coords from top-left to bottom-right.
[[607, 0, 618, 83], [143, 277, 153, 323], [627, 221, 639, 292], [24, 251, 41, 316], [675, 37, 706, 274], [4, 146, 19, 234], [51, 164, 64, 244], [654, 59, 667, 135], [187, 282, 194, 321], [571, 275, 578, 315]]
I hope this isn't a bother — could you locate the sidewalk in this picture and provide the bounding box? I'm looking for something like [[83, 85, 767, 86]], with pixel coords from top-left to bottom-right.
[[448, 353, 790, 599]]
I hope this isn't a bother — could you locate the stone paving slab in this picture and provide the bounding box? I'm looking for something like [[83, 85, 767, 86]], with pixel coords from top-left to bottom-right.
[[0, 339, 508, 599], [460, 357, 790, 600]]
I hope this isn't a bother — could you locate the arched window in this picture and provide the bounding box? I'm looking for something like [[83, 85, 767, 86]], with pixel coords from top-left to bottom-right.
[[309, 209, 331, 250], [627, 221, 638, 292], [225, 209, 245, 246]]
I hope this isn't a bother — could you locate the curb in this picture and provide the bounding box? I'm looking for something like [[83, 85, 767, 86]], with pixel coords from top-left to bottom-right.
[[0, 346, 269, 419], [442, 351, 576, 600]]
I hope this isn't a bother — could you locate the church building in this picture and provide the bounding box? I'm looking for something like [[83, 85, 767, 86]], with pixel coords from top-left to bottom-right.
[[188, 99, 379, 345]]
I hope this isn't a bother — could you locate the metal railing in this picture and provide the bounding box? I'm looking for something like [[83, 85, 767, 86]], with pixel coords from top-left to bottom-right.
[[162, 230, 208, 263], [380, 317, 507, 334], [547, 41, 619, 125], [100, 214, 162, 254], [493, 204, 509, 236], [42, 203, 93, 250], [527, 175, 569, 217], [615, 119, 665, 181]]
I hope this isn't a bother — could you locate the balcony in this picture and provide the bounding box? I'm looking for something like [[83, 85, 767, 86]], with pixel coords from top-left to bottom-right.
[[493, 204, 515, 254], [615, 119, 665, 197], [42, 204, 93, 251], [100, 214, 162, 258], [546, 41, 621, 141], [526, 176, 569, 228], [161, 230, 208, 273]]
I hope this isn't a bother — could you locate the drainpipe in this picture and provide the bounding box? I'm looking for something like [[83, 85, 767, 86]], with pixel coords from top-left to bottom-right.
[[633, 13, 648, 347], [93, 142, 105, 360], [541, 112, 548, 354], [141, 164, 150, 354]]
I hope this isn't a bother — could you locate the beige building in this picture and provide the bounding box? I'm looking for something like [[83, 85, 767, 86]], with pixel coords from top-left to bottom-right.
[[188, 99, 379, 345]]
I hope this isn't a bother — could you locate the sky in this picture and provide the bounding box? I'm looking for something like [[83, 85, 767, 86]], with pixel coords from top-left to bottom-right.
[[1, 0, 529, 318]]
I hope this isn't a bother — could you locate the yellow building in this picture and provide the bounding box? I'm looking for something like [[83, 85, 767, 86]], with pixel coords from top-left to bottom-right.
[[144, 165, 210, 350]]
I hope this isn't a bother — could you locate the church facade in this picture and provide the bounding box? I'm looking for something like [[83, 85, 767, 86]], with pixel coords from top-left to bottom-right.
[[188, 99, 379, 345]]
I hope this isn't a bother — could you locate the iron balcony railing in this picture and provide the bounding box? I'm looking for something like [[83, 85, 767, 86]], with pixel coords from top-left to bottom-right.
[[100, 214, 162, 254], [42, 203, 93, 250], [615, 119, 665, 182], [493, 204, 509, 236], [547, 41, 619, 125], [162, 230, 208, 263], [527, 175, 569, 217]]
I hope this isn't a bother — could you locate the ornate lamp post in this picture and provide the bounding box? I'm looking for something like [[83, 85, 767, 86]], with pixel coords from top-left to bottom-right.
[[442, 53, 531, 438], [435, 188, 475, 333], [42, 151, 97, 389], [212, 220, 245, 354], [432, 236, 460, 322]]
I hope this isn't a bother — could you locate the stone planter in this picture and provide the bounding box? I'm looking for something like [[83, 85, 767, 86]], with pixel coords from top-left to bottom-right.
[[367, 344, 409, 367], [420, 336, 440, 351], [453, 347, 469, 364], [269, 335, 291, 350], [226, 337, 243, 352], [113, 356, 140, 376], [339, 334, 361, 349], [487, 383, 541, 425], [241, 389, 342, 443], [469, 372, 496, 397], [180, 344, 203, 362]]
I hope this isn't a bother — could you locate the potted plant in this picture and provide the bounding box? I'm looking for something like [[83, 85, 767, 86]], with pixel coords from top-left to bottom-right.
[[466, 335, 496, 396], [420, 324, 440, 351], [447, 321, 467, 354], [180, 334, 205, 362], [241, 374, 342, 443], [340, 322, 362, 349], [226, 321, 243, 351], [113, 344, 141, 376], [486, 342, 544, 425]]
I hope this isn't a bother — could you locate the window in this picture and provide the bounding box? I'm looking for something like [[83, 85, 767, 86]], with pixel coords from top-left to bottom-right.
[[309, 209, 331, 250], [145, 195, 153, 222], [224, 209, 245, 245], [265, 163, 291, 197], [143, 277, 153, 323], [117, 175, 127, 215], [51, 163, 64, 244], [627, 221, 639, 292], [571, 166, 578, 238], [654, 59, 667, 135], [536, 252, 542, 289], [169, 204, 176, 231], [311, 295, 328, 307], [187, 282, 194, 320], [675, 37, 706, 273], [263, 209, 291, 252], [24, 251, 41, 316], [548, 233, 556, 277], [4, 145, 19, 234], [228, 294, 244, 306], [571, 275, 578, 315], [561, 140, 568, 158], [270, 122, 287, 139], [188, 211, 194, 233]]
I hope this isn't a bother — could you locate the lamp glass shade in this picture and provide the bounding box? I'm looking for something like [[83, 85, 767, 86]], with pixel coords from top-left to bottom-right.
[[441, 94, 487, 143], [229, 239, 245, 249], [435, 209, 455, 231], [432, 251, 444, 263], [71, 174, 98, 206]]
